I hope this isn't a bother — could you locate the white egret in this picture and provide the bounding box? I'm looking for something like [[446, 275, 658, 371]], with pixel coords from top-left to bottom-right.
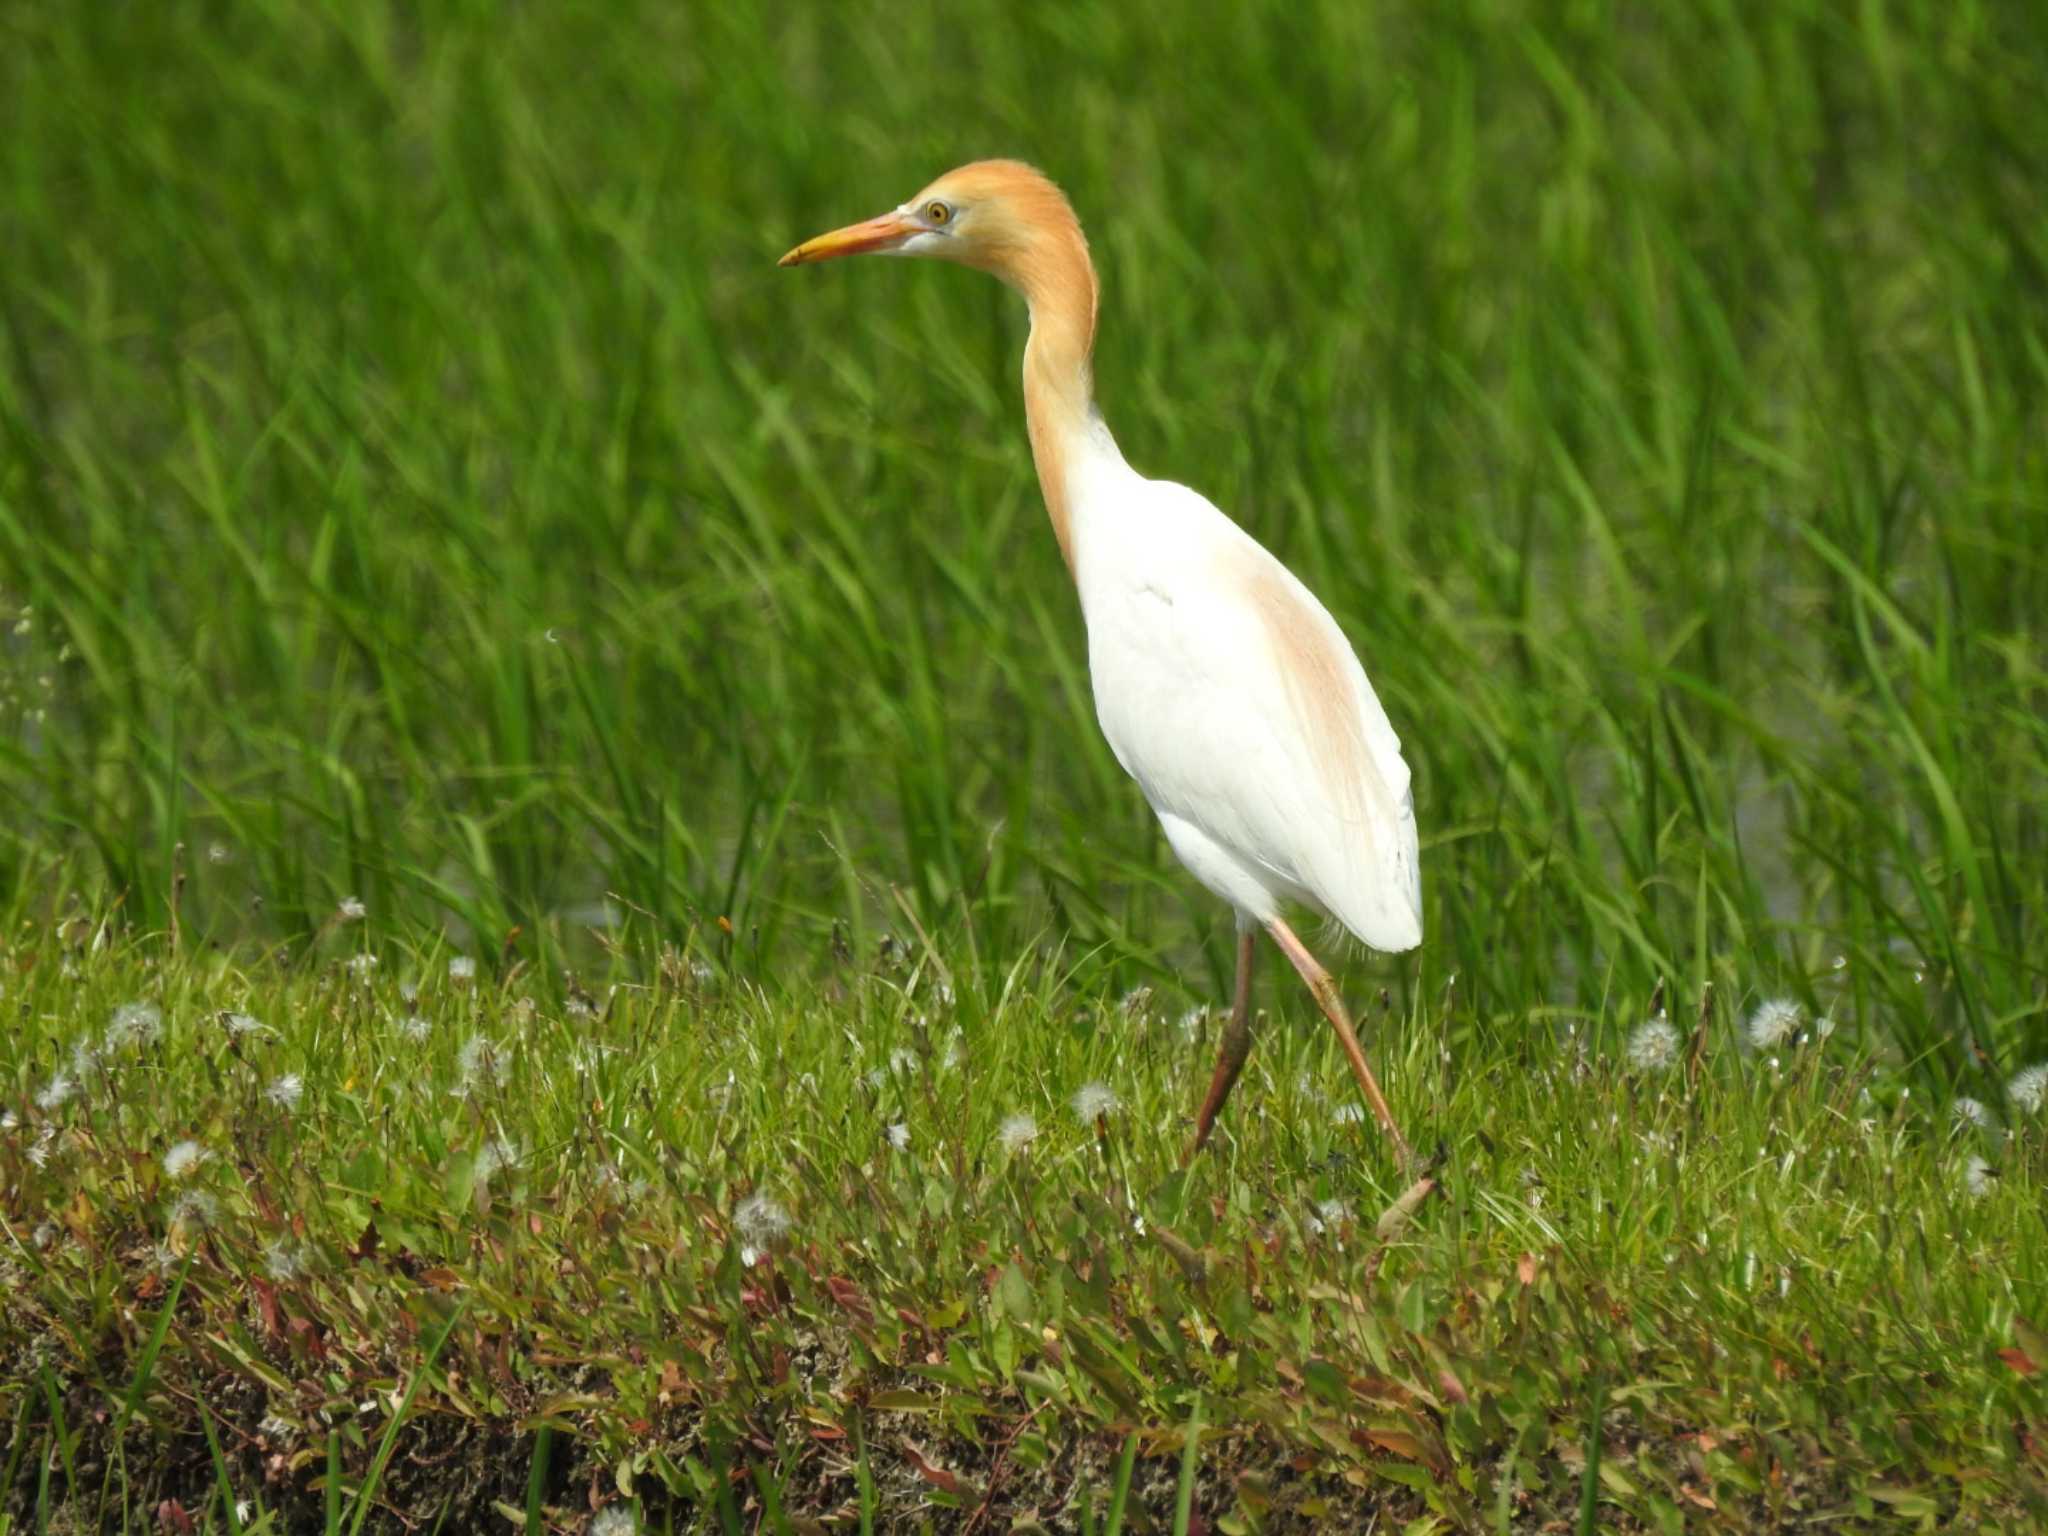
[[782, 161, 1420, 1165]]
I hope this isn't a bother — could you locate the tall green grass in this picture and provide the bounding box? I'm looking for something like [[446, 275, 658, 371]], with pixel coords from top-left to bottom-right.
[[3, 0, 2044, 1077]]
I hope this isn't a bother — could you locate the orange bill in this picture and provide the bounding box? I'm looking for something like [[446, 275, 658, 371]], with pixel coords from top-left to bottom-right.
[[779, 211, 918, 267]]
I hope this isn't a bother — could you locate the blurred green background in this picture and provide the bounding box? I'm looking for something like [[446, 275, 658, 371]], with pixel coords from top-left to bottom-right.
[[1, 0, 2043, 1072]]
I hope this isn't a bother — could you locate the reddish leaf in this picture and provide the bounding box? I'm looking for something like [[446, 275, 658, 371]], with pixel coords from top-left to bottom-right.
[[418, 1267, 463, 1293], [156, 1499, 195, 1534], [1359, 1429, 1429, 1461], [1998, 1347, 2039, 1376], [348, 1219, 380, 1263], [903, 1444, 965, 1494], [249, 1277, 282, 1339], [284, 1316, 327, 1362], [826, 1275, 873, 1324], [1517, 1253, 1538, 1286], [1437, 1368, 1470, 1406]]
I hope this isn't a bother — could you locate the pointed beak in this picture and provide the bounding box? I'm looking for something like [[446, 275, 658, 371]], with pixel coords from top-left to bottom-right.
[[779, 210, 920, 267]]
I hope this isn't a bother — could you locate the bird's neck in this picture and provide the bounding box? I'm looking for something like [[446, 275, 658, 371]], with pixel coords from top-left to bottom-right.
[[1014, 231, 1102, 575]]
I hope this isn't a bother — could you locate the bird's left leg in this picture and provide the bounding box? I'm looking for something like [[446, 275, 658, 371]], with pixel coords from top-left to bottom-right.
[[1266, 917, 1413, 1172], [1183, 923, 1257, 1163]]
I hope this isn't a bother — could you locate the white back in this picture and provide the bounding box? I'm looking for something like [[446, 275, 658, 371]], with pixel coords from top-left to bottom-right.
[[1070, 464, 1422, 951]]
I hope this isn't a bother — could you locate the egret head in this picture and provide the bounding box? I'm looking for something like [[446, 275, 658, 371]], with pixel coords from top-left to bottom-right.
[[779, 160, 1090, 306]]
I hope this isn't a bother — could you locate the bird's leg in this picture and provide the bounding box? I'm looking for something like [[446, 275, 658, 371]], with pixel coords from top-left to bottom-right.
[[1266, 917, 1413, 1171], [1184, 925, 1258, 1163]]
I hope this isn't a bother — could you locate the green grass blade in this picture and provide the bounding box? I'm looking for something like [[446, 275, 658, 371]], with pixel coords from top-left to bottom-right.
[[1173, 1398, 1202, 1536], [345, 1300, 469, 1536], [1102, 1430, 1139, 1536]]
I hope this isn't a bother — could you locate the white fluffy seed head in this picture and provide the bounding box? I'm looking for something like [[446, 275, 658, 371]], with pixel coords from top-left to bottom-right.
[[265, 1073, 303, 1112], [264, 1238, 306, 1281], [735, 1193, 790, 1244], [1964, 1156, 1994, 1198], [1070, 1081, 1120, 1122], [997, 1113, 1039, 1154], [1952, 1097, 1994, 1131], [337, 896, 366, 922], [108, 1001, 164, 1048], [35, 1071, 76, 1111], [474, 1136, 520, 1184], [171, 1190, 219, 1230], [886, 1122, 910, 1150], [163, 1140, 206, 1180], [2008, 1063, 2048, 1115], [1627, 1018, 1681, 1072], [1746, 997, 1802, 1050]]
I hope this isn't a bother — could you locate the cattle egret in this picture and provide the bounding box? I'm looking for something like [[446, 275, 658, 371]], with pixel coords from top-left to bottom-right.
[[782, 161, 1420, 1167]]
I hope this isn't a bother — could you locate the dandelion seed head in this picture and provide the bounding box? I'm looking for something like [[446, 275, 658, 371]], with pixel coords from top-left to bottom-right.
[[346, 954, 379, 979], [206, 841, 233, 865], [448, 955, 477, 982], [2008, 1063, 2048, 1115], [591, 1508, 639, 1536], [734, 1194, 790, 1265], [398, 1014, 431, 1043], [264, 1238, 306, 1281], [69, 1036, 105, 1080], [171, 1190, 219, 1229], [37, 1071, 77, 1111], [454, 1035, 510, 1094], [163, 1140, 206, 1179], [998, 1113, 1039, 1154], [265, 1073, 304, 1112], [1952, 1097, 1994, 1132], [337, 896, 366, 922], [1747, 997, 1802, 1050], [886, 1122, 910, 1150], [107, 1001, 163, 1048], [223, 1012, 265, 1037], [1309, 1197, 1354, 1234], [1071, 1081, 1119, 1122], [1626, 1018, 1681, 1072], [26, 1127, 56, 1168], [473, 1135, 520, 1184], [1964, 1155, 1995, 1198]]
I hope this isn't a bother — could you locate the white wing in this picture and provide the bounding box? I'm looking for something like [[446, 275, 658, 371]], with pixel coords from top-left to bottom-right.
[[1078, 477, 1421, 951]]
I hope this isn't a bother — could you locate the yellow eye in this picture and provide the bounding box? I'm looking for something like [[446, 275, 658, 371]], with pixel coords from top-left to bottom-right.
[[925, 200, 952, 224]]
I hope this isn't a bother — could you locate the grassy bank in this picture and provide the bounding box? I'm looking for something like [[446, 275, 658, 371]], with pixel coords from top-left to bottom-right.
[[3, 932, 2044, 1529]]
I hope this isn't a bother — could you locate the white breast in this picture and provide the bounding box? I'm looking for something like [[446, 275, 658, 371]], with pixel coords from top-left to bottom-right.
[[1068, 464, 1421, 953]]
